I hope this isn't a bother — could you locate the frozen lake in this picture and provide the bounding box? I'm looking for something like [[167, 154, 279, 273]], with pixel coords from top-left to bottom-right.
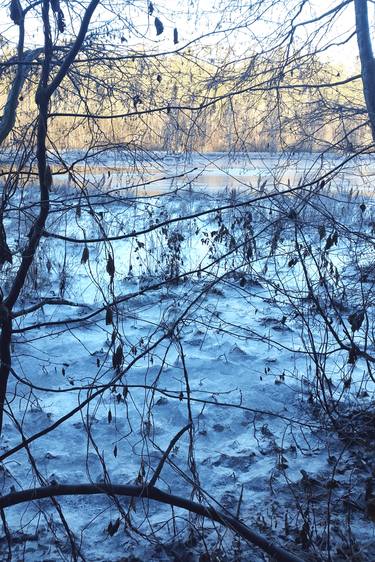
[[4, 150, 373, 195], [70, 151, 375, 194]]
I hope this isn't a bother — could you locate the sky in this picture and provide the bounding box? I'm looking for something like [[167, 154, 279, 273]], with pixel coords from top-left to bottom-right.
[[0, 0, 366, 71]]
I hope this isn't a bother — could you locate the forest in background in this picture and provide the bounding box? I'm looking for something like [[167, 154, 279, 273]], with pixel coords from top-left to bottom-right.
[[0, 32, 369, 153]]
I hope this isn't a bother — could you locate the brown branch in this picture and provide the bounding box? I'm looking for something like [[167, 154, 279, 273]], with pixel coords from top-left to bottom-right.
[[0, 483, 304, 562], [1, 277, 221, 461], [7, 369, 319, 429], [149, 423, 192, 487], [295, 0, 352, 29], [48, 73, 361, 120], [47, 0, 100, 96], [12, 298, 90, 319], [0, 18, 41, 144]]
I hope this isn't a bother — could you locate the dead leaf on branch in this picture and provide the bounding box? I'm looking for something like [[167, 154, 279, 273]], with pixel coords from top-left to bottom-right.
[[348, 310, 365, 332], [154, 16, 164, 35], [105, 306, 113, 325], [81, 245, 89, 264], [112, 344, 123, 369], [106, 255, 115, 280], [107, 518, 120, 536]]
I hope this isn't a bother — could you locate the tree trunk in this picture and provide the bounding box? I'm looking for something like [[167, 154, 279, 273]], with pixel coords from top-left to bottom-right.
[[0, 308, 11, 433], [354, 0, 375, 142]]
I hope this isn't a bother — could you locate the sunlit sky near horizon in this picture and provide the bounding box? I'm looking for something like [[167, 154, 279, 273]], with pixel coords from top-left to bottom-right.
[[0, 0, 372, 72]]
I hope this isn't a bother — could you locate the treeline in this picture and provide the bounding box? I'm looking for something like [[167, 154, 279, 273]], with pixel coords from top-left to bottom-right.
[[2, 43, 369, 154]]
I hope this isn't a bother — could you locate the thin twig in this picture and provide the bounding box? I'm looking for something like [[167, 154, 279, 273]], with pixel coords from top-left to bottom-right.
[[149, 423, 192, 487]]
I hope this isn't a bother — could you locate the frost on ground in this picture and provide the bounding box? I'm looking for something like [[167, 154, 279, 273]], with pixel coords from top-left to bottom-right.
[[1, 154, 375, 561]]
